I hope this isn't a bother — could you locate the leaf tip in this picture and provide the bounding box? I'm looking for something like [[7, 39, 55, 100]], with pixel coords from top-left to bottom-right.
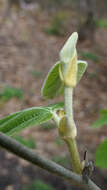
[[60, 32, 78, 63]]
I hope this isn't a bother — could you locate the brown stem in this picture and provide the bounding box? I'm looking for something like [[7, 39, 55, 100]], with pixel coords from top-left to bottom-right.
[[0, 132, 101, 190]]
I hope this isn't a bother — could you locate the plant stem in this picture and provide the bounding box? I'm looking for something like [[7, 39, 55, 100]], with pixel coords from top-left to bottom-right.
[[64, 86, 82, 174], [0, 132, 101, 190], [65, 138, 82, 174], [64, 86, 77, 138]]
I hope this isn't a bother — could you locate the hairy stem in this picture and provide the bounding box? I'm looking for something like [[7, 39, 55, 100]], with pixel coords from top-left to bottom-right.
[[64, 86, 82, 174], [65, 138, 82, 174], [0, 132, 101, 190], [64, 86, 77, 137]]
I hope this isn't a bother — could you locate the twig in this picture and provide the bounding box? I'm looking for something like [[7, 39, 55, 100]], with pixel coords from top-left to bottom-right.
[[0, 132, 101, 190], [64, 86, 82, 174]]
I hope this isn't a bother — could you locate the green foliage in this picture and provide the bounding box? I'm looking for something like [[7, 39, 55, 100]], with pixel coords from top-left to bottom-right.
[[79, 51, 99, 63], [42, 33, 87, 99], [92, 109, 107, 128], [0, 107, 52, 135], [0, 86, 23, 102], [60, 32, 78, 64], [24, 180, 55, 190], [45, 11, 69, 36], [32, 71, 43, 78], [96, 19, 107, 28], [92, 109, 107, 169], [41, 62, 64, 99], [42, 60, 87, 99], [13, 135, 36, 149], [77, 60, 88, 83], [95, 139, 107, 169], [0, 102, 64, 135]]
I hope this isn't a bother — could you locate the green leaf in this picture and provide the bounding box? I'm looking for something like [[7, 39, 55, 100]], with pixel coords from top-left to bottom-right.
[[77, 60, 88, 83], [0, 102, 64, 135], [0, 107, 53, 136], [41, 61, 64, 99], [95, 139, 107, 168], [92, 109, 107, 128], [60, 32, 78, 63], [41, 60, 87, 99], [0, 112, 20, 126], [13, 135, 36, 149]]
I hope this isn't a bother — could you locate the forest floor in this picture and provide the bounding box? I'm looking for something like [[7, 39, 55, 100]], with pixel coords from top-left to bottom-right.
[[0, 2, 107, 190]]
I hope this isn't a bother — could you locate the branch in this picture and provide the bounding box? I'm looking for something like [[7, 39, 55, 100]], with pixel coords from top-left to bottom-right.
[[0, 132, 101, 190]]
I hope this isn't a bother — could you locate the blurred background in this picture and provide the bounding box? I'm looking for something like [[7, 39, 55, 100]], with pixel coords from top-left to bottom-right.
[[0, 0, 107, 189]]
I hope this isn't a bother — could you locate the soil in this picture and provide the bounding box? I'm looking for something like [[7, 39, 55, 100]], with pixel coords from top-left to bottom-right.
[[0, 1, 107, 190]]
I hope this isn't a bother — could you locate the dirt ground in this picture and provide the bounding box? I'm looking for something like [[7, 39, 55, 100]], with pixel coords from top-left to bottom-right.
[[0, 1, 107, 190]]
